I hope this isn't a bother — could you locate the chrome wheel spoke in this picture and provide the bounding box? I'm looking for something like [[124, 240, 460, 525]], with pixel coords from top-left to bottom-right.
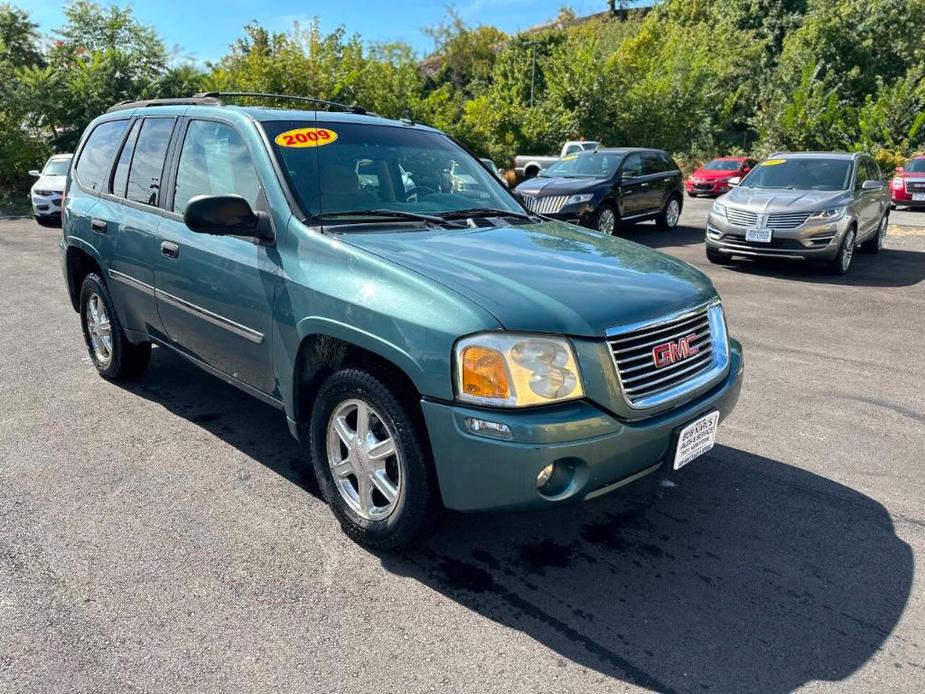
[[370, 469, 397, 504], [333, 415, 354, 447], [367, 437, 396, 465], [331, 456, 354, 479], [356, 473, 374, 514], [354, 401, 370, 442]]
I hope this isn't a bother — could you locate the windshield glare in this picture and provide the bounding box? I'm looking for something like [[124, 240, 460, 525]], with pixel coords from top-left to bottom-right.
[[43, 159, 70, 176], [741, 158, 853, 191], [263, 121, 522, 220], [905, 159, 925, 173], [704, 159, 740, 171], [542, 151, 620, 178]]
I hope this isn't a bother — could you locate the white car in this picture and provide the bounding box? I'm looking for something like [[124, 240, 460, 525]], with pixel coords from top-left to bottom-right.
[[29, 154, 72, 226]]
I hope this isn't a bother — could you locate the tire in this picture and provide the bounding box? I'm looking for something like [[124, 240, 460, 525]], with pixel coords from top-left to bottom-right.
[[825, 227, 856, 275], [859, 213, 888, 254], [656, 194, 682, 230], [79, 273, 151, 379], [706, 246, 732, 265], [591, 202, 618, 235], [309, 368, 439, 551]]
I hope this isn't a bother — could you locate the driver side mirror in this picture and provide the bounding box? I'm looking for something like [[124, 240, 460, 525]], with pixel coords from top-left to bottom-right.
[[184, 195, 273, 241], [861, 179, 884, 190], [28, 169, 41, 177], [728, 176, 741, 187]]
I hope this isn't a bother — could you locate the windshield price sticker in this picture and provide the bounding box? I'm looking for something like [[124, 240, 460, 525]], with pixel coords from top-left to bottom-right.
[[761, 158, 786, 166], [275, 127, 338, 148]]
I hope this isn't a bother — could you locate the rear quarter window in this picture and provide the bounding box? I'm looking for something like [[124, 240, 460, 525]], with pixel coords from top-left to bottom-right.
[[75, 120, 129, 192]]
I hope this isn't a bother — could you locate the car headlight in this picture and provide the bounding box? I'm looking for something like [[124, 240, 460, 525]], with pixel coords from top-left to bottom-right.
[[565, 193, 594, 205], [711, 200, 726, 218], [807, 207, 846, 221], [455, 333, 584, 407], [892, 178, 903, 188]]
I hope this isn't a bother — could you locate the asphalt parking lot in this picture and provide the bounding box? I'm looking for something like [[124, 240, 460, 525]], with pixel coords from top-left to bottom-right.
[[1, 201, 923, 693]]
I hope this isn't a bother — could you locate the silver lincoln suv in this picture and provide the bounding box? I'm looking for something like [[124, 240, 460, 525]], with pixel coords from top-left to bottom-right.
[[705, 152, 890, 275]]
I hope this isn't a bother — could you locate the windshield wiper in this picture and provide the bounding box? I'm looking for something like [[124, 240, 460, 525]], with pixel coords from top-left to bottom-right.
[[437, 207, 539, 222], [316, 209, 465, 228]]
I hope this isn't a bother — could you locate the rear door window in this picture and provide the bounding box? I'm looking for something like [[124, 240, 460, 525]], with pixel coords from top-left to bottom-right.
[[110, 120, 142, 197], [173, 120, 262, 214], [125, 118, 175, 206], [621, 153, 644, 178], [642, 153, 665, 175], [75, 120, 129, 192]]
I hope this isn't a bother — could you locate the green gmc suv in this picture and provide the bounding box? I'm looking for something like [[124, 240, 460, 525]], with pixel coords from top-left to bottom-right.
[[60, 93, 744, 549]]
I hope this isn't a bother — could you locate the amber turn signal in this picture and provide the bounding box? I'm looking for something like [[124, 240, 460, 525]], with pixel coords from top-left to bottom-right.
[[460, 346, 511, 400]]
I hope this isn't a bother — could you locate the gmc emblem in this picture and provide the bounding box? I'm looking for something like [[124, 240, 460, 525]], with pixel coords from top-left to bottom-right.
[[652, 333, 700, 368]]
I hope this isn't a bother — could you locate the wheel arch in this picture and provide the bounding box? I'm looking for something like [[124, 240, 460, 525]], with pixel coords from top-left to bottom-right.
[[65, 244, 104, 312]]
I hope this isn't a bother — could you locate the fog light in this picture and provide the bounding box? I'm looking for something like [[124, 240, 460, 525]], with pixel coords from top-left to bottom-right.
[[536, 463, 555, 488], [464, 417, 512, 440]]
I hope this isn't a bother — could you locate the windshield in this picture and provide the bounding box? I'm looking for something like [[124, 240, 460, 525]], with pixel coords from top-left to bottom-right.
[[43, 158, 71, 176], [542, 151, 621, 178], [905, 159, 925, 173], [740, 158, 853, 191], [704, 159, 740, 171], [263, 120, 522, 219]]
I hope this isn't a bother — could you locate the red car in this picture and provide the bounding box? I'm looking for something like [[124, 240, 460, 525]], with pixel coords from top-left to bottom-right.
[[686, 157, 757, 197], [890, 156, 925, 209]]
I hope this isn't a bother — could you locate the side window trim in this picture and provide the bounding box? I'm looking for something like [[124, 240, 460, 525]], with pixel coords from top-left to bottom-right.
[[109, 117, 142, 197], [72, 118, 131, 195]]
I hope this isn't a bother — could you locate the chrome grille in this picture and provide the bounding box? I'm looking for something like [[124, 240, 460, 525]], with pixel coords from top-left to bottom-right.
[[767, 211, 810, 229], [607, 304, 727, 408], [521, 195, 568, 214], [724, 207, 757, 227], [907, 180, 925, 192]]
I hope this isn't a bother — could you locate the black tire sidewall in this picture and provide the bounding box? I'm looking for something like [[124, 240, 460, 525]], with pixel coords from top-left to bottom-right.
[[79, 273, 127, 378], [309, 368, 436, 549]]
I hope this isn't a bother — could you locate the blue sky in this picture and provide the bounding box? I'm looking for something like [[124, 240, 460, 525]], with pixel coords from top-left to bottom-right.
[[26, 0, 615, 63]]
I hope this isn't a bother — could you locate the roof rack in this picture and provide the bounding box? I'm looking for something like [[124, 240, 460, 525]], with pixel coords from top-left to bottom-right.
[[194, 92, 368, 115], [106, 92, 369, 115], [106, 96, 221, 113]]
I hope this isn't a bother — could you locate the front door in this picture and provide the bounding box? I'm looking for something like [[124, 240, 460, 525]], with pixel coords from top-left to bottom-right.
[[154, 118, 279, 395], [618, 152, 648, 217]]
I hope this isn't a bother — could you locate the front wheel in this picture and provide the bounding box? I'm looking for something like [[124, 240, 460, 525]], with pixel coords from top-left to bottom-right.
[[591, 203, 618, 235], [79, 273, 151, 379], [656, 195, 682, 230], [825, 227, 856, 275], [309, 368, 439, 550]]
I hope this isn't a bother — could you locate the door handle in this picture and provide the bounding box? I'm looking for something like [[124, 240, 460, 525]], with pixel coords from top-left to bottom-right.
[[641, 182, 650, 187], [90, 218, 107, 233], [161, 241, 180, 259]]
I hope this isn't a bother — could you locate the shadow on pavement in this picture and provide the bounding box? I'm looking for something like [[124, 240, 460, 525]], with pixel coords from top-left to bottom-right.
[[120, 348, 913, 693], [618, 222, 707, 250]]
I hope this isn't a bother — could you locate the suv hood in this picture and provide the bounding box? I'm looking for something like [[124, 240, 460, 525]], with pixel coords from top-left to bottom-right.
[[692, 168, 736, 180], [32, 174, 66, 192], [339, 221, 716, 336], [723, 186, 848, 212], [515, 176, 609, 196]]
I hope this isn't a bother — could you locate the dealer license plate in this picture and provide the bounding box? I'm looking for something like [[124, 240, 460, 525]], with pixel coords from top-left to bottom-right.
[[913, 193, 925, 201], [673, 411, 720, 471], [745, 226, 772, 243]]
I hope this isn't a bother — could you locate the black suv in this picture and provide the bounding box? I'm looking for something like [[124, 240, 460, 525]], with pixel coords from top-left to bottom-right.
[[514, 148, 684, 234]]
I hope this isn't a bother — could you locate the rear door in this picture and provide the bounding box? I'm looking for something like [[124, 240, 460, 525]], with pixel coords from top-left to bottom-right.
[[154, 117, 278, 395], [640, 152, 672, 213], [617, 152, 647, 217], [856, 157, 883, 238]]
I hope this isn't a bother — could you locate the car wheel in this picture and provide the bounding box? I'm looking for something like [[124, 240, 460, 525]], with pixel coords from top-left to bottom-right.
[[592, 203, 618, 235], [826, 227, 856, 275], [79, 273, 151, 379], [656, 195, 682, 230], [860, 213, 888, 254], [706, 246, 732, 265], [309, 368, 439, 550]]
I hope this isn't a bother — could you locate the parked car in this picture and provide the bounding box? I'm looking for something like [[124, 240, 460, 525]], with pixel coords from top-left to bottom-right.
[[889, 155, 925, 209], [705, 152, 890, 275], [686, 157, 757, 197], [29, 154, 72, 226], [61, 93, 743, 550], [480, 157, 507, 187], [514, 147, 684, 234], [514, 140, 600, 179]]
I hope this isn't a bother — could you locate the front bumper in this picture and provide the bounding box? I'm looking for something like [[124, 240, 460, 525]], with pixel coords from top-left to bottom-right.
[[422, 339, 744, 512], [705, 210, 850, 261], [31, 191, 63, 218], [686, 180, 731, 195], [891, 186, 925, 206]]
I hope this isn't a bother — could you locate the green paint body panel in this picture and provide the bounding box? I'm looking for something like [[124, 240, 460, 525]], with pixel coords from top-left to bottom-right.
[[62, 103, 745, 513]]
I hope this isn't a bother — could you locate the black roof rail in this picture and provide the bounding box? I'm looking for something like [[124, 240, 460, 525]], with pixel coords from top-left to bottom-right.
[[194, 92, 369, 115], [106, 96, 221, 113]]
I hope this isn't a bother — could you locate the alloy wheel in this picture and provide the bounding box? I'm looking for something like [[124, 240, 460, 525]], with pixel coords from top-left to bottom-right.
[[597, 208, 615, 235], [842, 229, 856, 272], [85, 293, 113, 366], [325, 398, 402, 521], [665, 198, 680, 228], [876, 215, 887, 250]]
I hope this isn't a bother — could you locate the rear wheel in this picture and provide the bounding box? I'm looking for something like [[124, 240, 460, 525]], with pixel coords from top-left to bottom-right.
[[591, 203, 618, 235], [79, 273, 151, 379], [859, 213, 888, 254], [309, 368, 439, 550], [825, 227, 856, 275], [656, 195, 682, 230]]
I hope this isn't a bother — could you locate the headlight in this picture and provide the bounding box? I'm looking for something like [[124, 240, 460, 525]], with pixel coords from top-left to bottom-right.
[[892, 178, 903, 188], [807, 207, 846, 221], [565, 193, 594, 205], [711, 200, 726, 218], [455, 333, 584, 407]]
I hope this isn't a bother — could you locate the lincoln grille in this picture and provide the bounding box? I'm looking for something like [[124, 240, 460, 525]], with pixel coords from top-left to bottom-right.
[[767, 211, 811, 229], [521, 195, 568, 215], [607, 306, 715, 406], [724, 207, 758, 227]]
